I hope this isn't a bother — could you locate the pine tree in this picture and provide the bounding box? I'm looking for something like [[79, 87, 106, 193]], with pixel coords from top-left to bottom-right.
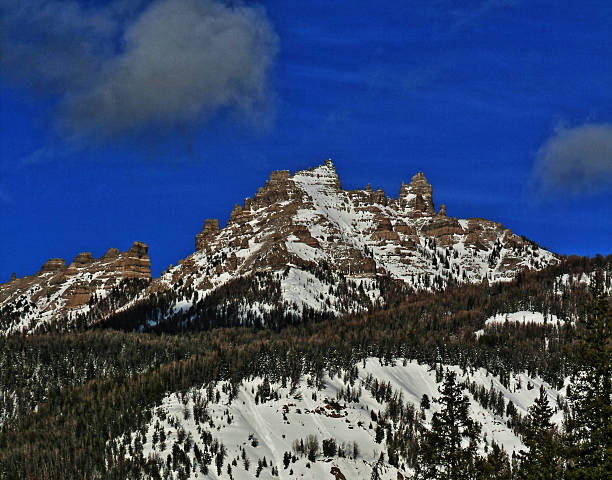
[[564, 269, 611, 479], [475, 441, 511, 480], [517, 385, 562, 479], [415, 370, 481, 480]]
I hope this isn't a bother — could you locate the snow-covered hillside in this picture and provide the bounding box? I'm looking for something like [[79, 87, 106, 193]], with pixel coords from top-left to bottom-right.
[[115, 358, 565, 479], [555, 269, 612, 293]]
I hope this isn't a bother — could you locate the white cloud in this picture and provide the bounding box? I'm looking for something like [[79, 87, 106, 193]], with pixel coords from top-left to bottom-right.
[[1, 0, 278, 140]]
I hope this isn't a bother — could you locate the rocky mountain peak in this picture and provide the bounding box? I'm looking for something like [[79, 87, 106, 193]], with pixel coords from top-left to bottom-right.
[[399, 171, 435, 216], [1, 159, 560, 335], [69, 252, 95, 269], [40, 258, 67, 273], [196, 219, 221, 251], [122, 242, 152, 279], [295, 158, 342, 190], [135, 158, 560, 330], [103, 248, 120, 259]]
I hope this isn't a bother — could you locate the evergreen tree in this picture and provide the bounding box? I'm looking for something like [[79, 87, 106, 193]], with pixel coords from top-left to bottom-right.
[[564, 269, 612, 479], [475, 441, 511, 480], [415, 370, 481, 480], [518, 385, 562, 479]]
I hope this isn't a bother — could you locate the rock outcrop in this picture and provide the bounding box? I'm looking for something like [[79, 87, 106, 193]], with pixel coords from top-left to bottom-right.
[[120, 242, 152, 279], [399, 172, 435, 216], [40, 258, 67, 273], [0, 242, 151, 335], [196, 219, 221, 251]]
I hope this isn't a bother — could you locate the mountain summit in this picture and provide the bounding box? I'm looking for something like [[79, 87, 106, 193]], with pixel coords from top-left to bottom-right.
[[183, 159, 555, 284], [127, 159, 558, 330], [1, 160, 558, 334]]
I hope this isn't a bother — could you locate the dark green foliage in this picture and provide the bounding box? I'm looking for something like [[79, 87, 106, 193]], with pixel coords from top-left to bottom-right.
[[370, 452, 384, 480], [322, 438, 337, 457], [0, 256, 609, 478], [475, 441, 512, 479], [375, 423, 385, 443], [517, 385, 562, 479], [564, 269, 612, 479], [415, 370, 481, 480]]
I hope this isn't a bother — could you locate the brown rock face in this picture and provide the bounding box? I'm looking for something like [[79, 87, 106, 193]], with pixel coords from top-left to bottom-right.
[[399, 172, 436, 217], [72, 252, 94, 265], [67, 252, 95, 272], [40, 258, 67, 273], [196, 219, 221, 251], [229, 204, 251, 225], [65, 283, 91, 308], [10, 272, 16, 282], [103, 248, 120, 259], [120, 242, 152, 279], [1, 242, 151, 333], [269, 170, 291, 183], [292, 224, 320, 248]]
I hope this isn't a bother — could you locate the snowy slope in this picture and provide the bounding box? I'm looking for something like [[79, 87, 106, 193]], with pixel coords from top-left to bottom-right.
[[555, 269, 612, 293], [116, 358, 565, 479]]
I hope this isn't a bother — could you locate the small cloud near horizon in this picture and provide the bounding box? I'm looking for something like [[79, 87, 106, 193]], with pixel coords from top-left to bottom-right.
[[1, 0, 278, 143], [532, 122, 612, 195]]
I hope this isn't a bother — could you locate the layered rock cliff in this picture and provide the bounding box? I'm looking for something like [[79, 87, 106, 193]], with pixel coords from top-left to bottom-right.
[[0, 242, 151, 334]]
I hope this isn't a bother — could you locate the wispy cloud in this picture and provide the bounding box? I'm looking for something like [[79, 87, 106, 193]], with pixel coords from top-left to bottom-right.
[[1, 0, 278, 141], [533, 123, 612, 194]]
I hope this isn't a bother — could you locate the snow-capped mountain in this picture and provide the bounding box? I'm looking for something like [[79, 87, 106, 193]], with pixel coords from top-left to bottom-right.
[[1, 159, 559, 334], [119, 159, 557, 329]]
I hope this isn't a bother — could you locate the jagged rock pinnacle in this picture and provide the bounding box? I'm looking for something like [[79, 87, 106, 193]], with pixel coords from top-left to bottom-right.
[[398, 172, 435, 216]]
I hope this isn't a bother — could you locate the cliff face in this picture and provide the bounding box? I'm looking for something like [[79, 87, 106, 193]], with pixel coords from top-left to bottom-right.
[[0, 242, 151, 335]]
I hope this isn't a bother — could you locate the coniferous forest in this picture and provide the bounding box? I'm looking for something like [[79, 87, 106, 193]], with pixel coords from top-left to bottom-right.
[[0, 254, 610, 479]]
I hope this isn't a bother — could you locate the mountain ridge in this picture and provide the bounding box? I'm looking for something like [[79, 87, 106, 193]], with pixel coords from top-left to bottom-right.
[[0, 159, 559, 334]]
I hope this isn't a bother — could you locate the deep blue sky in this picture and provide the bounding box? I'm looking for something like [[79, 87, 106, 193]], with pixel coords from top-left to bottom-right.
[[1, 0, 611, 281]]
